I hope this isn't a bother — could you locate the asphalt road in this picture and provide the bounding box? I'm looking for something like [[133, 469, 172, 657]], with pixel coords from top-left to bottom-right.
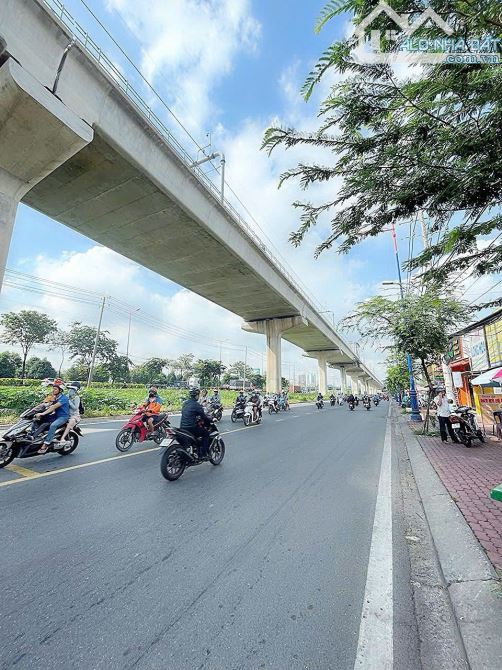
[[0, 402, 418, 669]]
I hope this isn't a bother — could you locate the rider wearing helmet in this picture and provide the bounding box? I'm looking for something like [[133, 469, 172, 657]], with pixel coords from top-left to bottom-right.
[[35, 382, 70, 453], [140, 389, 162, 434], [180, 387, 211, 457], [58, 382, 82, 446]]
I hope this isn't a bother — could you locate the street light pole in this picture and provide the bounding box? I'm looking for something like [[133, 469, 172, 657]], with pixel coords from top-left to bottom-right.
[[390, 224, 422, 422], [126, 307, 140, 361]]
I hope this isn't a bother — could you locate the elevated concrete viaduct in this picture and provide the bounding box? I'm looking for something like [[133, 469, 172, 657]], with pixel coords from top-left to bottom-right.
[[0, 0, 382, 394]]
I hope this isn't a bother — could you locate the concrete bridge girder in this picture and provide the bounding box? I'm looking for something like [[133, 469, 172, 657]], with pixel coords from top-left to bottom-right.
[[243, 316, 308, 394]]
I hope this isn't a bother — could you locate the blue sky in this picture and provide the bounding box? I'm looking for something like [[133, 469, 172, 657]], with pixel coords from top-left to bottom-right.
[[7, 0, 491, 382]]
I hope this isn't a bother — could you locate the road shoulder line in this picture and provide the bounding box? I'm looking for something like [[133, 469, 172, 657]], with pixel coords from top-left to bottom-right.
[[354, 406, 393, 668]]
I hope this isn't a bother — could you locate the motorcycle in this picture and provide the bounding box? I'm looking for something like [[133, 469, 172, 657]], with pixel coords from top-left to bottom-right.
[[348, 401, 355, 411], [0, 407, 82, 468], [230, 402, 246, 423], [330, 397, 336, 407], [449, 406, 485, 448], [160, 420, 225, 481], [279, 396, 290, 411], [363, 398, 371, 411], [373, 397, 380, 407], [115, 407, 170, 452], [268, 399, 280, 415], [208, 402, 223, 422], [243, 401, 262, 426], [316, 398, 324, 409]]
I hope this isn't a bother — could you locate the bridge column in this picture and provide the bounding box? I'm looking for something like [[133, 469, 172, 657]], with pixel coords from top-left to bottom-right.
[[317, 353, 328, 396], [336, 365, 348, 394], [243, 316, 307, 394], [0, 58, 93, 290]]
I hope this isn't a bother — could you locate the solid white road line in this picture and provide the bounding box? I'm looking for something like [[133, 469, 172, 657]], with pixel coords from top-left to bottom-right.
[[353, 409, 393, 670]]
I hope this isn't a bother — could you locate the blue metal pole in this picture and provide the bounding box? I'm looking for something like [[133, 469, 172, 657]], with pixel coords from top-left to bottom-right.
[[391, 225, 422, 422]]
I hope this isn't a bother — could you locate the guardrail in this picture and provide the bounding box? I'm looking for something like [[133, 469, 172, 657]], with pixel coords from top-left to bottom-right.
[[39, 0, 376, 377]]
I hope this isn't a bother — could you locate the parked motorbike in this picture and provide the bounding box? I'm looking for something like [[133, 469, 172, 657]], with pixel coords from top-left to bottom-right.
[[115, 408, 170, 452], [316, 399, 324, 409], [160, 420, 225, 481], [449, 406, 485, 448], [0, 407, 82, 468], [244, 401, 262, 426]]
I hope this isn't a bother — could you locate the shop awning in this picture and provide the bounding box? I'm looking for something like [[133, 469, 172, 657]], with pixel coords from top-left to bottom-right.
[[471, 367, 502, 387]]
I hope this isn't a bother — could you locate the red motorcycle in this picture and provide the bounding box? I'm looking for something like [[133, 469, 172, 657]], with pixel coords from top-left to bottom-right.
[[115, 407, 169, 452]]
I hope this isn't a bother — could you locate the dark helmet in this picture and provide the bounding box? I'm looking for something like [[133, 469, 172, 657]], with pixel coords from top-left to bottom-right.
[[189, 387, 200, 399]]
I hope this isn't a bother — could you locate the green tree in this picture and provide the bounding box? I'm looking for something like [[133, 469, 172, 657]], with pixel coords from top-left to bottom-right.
[[64, 361, 88, 382], [107, 355, 131, 383], [385, 352, 410, 398], [342, 292, 470, 429], [0, 310, 57, 380], [223, 361, 255, 384], [173, 353, 195, 380], [25, 357, 57, 379], [193, 359, 225, 387], [67, 322, 118, 376], [263, 1, 502, 301], [0, 351, 22, 378], [49, 328, 71, 376], [250, 372, 265, 388]]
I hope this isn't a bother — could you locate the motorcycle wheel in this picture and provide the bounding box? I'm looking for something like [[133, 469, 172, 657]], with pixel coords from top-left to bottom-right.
[[160, 446, 186, 481], [57, 433, 79, 456], [477, 430, 485, 443], [209, 438, 225, 465], [244, 415, 250, 426], [463, 437, 472, 448], [231, 410, 237, 423], [115, 427, 135, 452], [153, 426, 166, 444], [0, 442, 16, 468]]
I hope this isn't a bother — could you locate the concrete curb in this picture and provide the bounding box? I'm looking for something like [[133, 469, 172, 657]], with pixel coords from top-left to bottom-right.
[[397, 407, 502, 670]]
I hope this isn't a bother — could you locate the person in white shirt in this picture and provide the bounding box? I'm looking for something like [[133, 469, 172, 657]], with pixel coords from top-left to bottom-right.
[[435, 389, 459, 443]]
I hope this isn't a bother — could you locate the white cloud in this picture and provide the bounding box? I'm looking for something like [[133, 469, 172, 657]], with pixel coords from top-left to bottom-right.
[[106, 0, 261, 131]]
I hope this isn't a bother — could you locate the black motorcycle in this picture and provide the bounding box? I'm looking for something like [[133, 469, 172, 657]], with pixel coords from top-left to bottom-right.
[[208, 402, 223, 422], [363, 398, 371, 411], [160, 421, 225, 481], [0, 408, 82, 468], [373, 397, 380, 407], [348, 401, 355, 411], [330, 397, 336, 407], [316, 398, 324, 409], [449, 406, 485, 448], [231, 402, 246, 423]]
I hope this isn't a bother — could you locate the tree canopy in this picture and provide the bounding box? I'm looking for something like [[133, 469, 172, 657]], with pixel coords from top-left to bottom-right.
[[0, 310, 57, 379], [263, 0, 502, 301]]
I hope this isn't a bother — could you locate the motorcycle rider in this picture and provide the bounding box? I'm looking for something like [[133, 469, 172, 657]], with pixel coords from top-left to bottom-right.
[[140, 390, 162, 434], [58, 382, 82, 446], [317, 392, 323, 403], [35, 383, 70, 453], [347, 392, 355, 407], [249, 388, 262, 420], [329, 393, 336, 405], [180, 387, 211, 457], [235, 390, 247, 407], [208, 388, 221, 406]]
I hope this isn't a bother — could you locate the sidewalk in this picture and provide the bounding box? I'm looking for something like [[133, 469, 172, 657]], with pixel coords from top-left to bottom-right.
[[415, 430, 502, 572]]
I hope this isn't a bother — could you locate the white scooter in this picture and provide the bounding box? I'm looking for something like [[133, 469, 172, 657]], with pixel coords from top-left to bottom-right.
[[243, 401, 262, 426]]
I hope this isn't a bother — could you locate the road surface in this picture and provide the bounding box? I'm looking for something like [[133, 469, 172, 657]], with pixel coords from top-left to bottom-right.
[[0, 402, 419, 669]]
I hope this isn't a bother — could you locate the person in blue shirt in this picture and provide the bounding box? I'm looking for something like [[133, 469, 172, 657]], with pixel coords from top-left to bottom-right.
[[35, 383, 70, 453]]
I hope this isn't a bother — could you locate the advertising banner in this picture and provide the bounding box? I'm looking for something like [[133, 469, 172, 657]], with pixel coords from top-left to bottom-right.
[[462, 329, 489, 372]]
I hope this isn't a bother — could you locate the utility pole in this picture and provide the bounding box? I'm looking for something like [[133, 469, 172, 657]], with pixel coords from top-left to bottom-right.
[[87, 296, 106, 388], [125, 307, 140, 361], [390, 224, 422, 422], [243, 346, 248, 391], [420, 212, 455, 401]]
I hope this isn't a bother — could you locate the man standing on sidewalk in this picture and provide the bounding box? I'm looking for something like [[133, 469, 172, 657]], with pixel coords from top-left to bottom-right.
[[435, 389, 460, 443]]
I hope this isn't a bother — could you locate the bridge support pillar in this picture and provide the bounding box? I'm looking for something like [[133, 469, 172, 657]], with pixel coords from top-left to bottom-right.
[[0, 58, 93, 290], [316, 353, 328, 396], [243, 316, 307, 394], [336, 365, 348, 394]]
